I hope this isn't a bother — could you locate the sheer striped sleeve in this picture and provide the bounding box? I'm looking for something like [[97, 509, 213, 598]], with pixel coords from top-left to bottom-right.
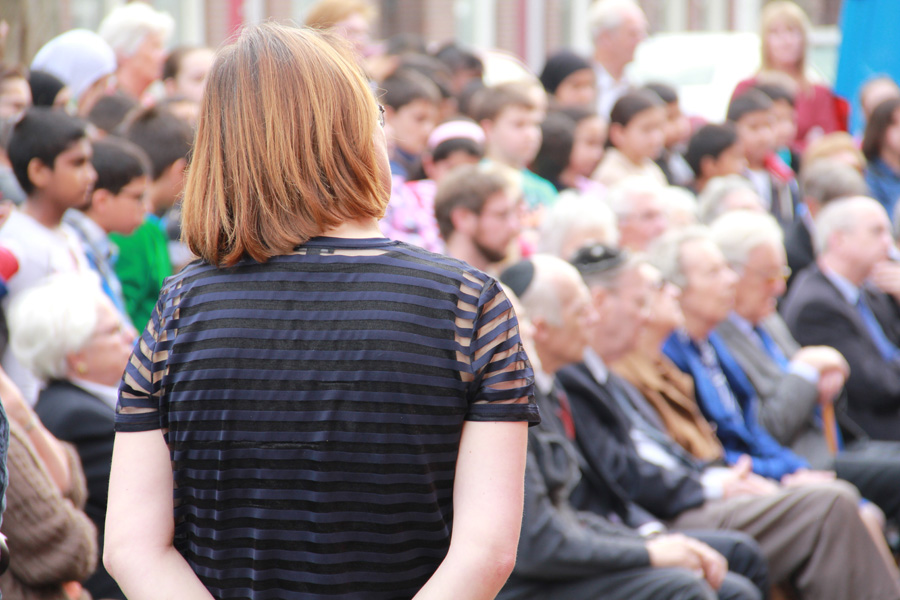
[[465, 278, 539, 425], [115, 292, 171, 433]]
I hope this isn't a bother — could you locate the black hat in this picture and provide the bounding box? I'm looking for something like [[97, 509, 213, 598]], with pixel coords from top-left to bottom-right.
[[499, 259, 536, 299], [539, 50, 592, 95], [569, 244, 626, 276]]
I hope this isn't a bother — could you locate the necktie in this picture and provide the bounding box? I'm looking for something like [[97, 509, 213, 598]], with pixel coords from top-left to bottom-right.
[[754, 326, 790, 370], [856, 294, 900, 362], [553, 384, 577, 440]]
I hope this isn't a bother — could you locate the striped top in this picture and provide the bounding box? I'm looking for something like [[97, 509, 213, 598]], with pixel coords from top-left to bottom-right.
[[116, 237, 538, 600]]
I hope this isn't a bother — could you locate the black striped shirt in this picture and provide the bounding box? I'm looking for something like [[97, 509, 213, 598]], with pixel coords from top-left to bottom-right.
[[116, 237, 538, 599]]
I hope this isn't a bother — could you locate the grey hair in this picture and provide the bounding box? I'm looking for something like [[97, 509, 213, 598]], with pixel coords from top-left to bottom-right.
[[697, 175, 759, 224], [8, 273, 107, 381], [799, 159, 868, 207], [814, 196, 884, 255], [662, 185, 700, 226], [99, 2, 175, 57], [710, 210, 783, 269], [589, 0, 644, 39], [538, 190, 619, 258], [646, 225, 713, 288], [519, 254, 582, 327], [606, 176, 665, 219]]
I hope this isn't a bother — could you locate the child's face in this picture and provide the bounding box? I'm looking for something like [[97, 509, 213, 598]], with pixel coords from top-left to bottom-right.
[[554, 69, 597, 108], [486, 105, 543, 168], [388, 98, 440, 156], [0, 77, 31, 120], [663, 102, 691, 150], [46, 138, 97, 209], [427, 149, 480, 183], [707, 142, 747, 179], [770, 99, 797, 149], [569, 116, 606, 178], [735, 110, 776, 167], [103, 175, 149, 235], [612, 105, 666, 163], [883, 108, 900, 158]]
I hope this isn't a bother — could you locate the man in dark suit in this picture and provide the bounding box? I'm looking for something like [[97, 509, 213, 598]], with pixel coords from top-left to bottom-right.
[[781, 196, 900, 440], [712, 209, 900, 525], [555, 244, 900, 600], [497, 254, 766, 600], [784, 159, 868, 289]]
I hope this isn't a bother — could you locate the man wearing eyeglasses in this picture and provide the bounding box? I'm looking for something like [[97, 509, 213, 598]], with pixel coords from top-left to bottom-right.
[[711, 210, 900, 534]]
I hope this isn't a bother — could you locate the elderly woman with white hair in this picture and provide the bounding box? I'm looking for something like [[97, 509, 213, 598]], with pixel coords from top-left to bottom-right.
[[30, 29, 116, 117], [9, 273, 134, 600], [98, 2, 175, 101]]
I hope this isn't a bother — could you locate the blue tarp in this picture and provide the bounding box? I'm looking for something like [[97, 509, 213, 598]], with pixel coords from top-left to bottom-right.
[[834, 0, 900, 135]]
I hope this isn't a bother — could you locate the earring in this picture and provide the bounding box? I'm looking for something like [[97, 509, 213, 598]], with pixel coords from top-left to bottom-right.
[[76, 364, 87, 375]]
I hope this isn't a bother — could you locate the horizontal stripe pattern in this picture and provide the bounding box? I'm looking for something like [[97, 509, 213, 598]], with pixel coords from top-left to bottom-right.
[[116, 237, 537, 599]]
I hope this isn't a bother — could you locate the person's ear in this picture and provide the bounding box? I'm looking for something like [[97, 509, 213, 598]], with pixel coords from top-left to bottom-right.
[[607, 122, 627, 150], [90, 188, 113, 212], [450, 206, 478, 236], [26, 157, 52, 191], [590, 285, 609, 318]]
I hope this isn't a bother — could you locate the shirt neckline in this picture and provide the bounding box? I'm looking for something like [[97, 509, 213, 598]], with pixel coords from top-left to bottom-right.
[[301, 236, 400, 249]]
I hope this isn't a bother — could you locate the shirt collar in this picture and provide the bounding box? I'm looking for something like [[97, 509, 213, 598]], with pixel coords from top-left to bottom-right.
[[69, 377, 119, 410], [583, 347, 609, 384], [728, 312, 757, 337], [533, 368, 555, 396], [820, 264, 860, 305]]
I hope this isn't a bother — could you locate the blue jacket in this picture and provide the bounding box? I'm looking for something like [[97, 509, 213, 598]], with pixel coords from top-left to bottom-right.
[[663, 331, 808, 479]]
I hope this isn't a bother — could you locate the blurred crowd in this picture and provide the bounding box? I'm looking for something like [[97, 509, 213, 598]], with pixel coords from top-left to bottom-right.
[[0, 0, 900, 598]]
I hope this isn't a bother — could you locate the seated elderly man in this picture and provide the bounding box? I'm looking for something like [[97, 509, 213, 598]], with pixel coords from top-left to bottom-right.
[[784, 159, 868, 289], [711, 210, 900, 528], [555, 245, 900, 600], [497, 254, 767, 600], [781, 196, 900, 441], [537, 191, 619, 260], [605, 177, 669, 252]]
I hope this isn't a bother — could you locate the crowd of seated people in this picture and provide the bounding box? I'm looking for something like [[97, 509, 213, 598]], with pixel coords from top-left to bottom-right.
[[0, 0, 900, 597]]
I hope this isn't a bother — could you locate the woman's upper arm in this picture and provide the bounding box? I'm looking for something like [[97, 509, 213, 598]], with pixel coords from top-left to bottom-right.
[[104, 429, 175, 561], [449, 419, 529, 560]]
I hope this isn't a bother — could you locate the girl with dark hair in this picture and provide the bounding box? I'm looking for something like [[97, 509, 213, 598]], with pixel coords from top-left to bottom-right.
[[862, 97, 900, 220], [592, 89, 667, 186]]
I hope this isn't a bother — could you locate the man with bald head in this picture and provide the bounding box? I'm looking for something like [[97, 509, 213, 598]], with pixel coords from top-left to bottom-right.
[[781, 196, 900, 440], [590, 0, 648, 117]]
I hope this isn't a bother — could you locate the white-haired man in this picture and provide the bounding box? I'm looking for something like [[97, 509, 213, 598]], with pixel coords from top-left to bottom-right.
[[590, 0, 647, 117], [99, 2, 174, 101], [498, 254, 767, 600], [781, 196, 900, 441], [605, 177, 668, 251], [712, 210, 900, 535], [537, 192, 619, 260]]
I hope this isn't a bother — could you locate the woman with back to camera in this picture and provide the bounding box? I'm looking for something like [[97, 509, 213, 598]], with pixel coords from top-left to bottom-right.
[[102, 23, 537, 600]]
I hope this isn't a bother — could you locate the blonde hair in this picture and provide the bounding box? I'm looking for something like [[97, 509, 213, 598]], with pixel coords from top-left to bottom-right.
[[760, 1, 810, 76], [305, 0, 376, 30], [803, 132, 865, 170], [181, 23, 388, 266]]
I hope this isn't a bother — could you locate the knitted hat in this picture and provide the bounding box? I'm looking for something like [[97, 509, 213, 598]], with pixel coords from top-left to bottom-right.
[[539, 50, 592, 95]]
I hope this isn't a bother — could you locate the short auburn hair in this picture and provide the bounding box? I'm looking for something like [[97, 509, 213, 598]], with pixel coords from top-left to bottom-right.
[[181, 23, 388, 266]]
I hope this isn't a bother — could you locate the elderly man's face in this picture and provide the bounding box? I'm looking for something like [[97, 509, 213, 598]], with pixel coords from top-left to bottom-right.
[[619, 192, 668, 251], [590, 265, 652, 361], [606, 8, 648, 65], [835, 203, 893, 276], [678, 238, 738, 331], [733, 241, 788, 325], [538, 267, 596, 369]]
